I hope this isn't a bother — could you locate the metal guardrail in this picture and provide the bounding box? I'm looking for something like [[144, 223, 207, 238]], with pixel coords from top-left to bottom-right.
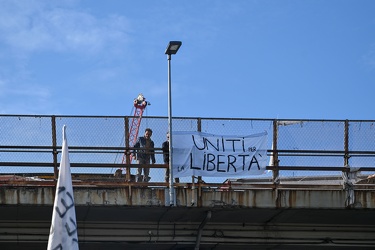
[[0, 115, 374, 186]]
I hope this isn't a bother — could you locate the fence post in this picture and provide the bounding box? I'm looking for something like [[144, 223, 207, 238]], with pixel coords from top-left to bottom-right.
[[272, 119, 279, 184], [197, 118, 202, 207], [51, 115, 58, 179], [125, 116, 131, 182], [344, 119, 349, 167]]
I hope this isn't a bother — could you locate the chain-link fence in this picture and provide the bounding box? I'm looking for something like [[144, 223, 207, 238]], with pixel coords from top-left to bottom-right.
[[0, 115, 374, 184]]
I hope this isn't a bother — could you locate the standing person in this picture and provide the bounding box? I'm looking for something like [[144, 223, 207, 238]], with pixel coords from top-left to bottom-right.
[[162, 132, 179, 183], [132, 128, 156, 182]]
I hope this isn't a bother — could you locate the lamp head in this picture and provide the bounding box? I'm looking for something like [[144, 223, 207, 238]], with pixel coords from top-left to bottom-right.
[[165, 41, 182, 55]]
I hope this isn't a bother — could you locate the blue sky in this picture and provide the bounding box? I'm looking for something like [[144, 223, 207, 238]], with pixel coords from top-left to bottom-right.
[[0, 0, 374, 120]]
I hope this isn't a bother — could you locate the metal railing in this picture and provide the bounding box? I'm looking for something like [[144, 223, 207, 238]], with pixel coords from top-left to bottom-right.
[[0, 115, 375, 186]]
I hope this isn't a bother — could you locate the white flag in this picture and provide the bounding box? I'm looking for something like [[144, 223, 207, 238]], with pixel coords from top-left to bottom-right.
[[47, 125, 79, 250]]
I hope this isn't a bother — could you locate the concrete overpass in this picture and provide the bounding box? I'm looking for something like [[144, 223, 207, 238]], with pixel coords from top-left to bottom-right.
[[1, 115, 375, 249], [1, 176, 375, 250]]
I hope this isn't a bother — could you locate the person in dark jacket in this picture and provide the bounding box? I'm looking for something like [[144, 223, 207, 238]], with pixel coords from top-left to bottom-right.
[[162, 132, 179, 183], [132, 128, 155, 182]]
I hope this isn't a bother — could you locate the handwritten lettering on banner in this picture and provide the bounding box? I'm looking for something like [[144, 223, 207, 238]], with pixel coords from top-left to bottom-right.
[[49, 187, 78, 249], [172, 131, 268, 177]]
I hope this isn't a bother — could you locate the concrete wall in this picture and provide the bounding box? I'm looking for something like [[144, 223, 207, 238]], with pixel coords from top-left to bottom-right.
[[1, 186, 374, 208]]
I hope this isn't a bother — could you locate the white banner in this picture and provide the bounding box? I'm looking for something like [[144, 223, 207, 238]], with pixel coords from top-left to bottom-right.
[[172, 131, 268, 177], [47, 126, 79, 250]]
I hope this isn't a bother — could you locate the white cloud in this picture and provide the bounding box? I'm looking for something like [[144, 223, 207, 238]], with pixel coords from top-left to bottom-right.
[[0, 0, 131, 55], [0, 0, 133, 114]]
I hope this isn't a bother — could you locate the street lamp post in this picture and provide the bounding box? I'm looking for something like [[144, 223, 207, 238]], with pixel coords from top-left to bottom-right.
[[165, 41, 182, 206]]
